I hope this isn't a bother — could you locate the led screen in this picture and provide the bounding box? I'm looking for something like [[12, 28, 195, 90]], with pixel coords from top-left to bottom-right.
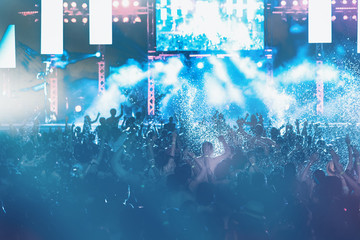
[[156, 0, 264, 51]]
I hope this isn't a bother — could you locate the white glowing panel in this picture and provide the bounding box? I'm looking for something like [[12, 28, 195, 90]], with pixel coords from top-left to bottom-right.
[[89, 0, 112, 45], [308, 0, 332, 43], [41, 0, 63, 54], [358, 1, 360, 53], [0, 25, 16, 68]]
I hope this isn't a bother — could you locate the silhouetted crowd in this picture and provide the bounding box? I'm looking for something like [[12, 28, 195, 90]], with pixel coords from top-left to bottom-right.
[[1, 108, 360, 240]]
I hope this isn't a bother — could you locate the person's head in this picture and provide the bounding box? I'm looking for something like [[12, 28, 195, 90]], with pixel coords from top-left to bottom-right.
[[202, 141, 214, 156], [99, 117, 106, 125], [254, 124, 263, 137], [110, 108, 116, 117], [84, 115, 90, 122], [270, 127, 280, 140], [313, 169, 325, 185]]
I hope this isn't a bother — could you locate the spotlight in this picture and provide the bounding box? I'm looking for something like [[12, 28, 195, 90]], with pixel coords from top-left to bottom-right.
[[82, 17, 88, 24], [302, 0, 308, 4], [281, 0, 286, 6], [343, 15, 348, 20], [113, 17, 119, 22], [123, 17, 129, 23], [71, 2, 77, 8], [342, 0, 347, 4], [133, 1, 139, 6], [64, 18, 69, 23], [197, 62, 204, 69], [352, 15, 357, 20], [122, 0, 130, 7], [113, 1, 120, 7], [257, 62, 263, 68], [75, 105, 82, 113], [293, 1, 299, 6], [95, 52, 101, 58], [134, 16, 141, 23], [71, 18, 77, 23], [63, 2, 69, 8], [353, 0, 357, 4], [332, 16, 336, 21], [332, 0, 336, 4], [82, 3, 88, 8]]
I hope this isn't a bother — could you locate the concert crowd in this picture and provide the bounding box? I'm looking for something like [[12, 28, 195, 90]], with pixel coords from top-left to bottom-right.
[[1, 107, 360, 240]]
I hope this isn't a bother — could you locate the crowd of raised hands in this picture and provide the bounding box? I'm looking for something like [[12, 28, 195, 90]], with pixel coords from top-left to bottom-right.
[[1, 109, 360, 239]]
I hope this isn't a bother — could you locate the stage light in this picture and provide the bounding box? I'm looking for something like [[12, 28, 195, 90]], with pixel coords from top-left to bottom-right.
[[113, 17, 119, 22], [197, 62, 204, 69], [134, 16, 141, 23], [133, 1, 139, 6], [332, 0, 336, 4], [342, 0, 347, 3], [82, 3, 88, 8], [302, 0, 308, 4], [352, 15, 357, 20], [123, 17, 129, 23], [82, 17, 88, 23], [122, 0, 130, 7], [343, 15, 349, 20], [332, 16, 336, 21], [257, 62, 263, 68], [63, 2, 69, 8], [71, 2, 77, 8], [75, 105, 82, 113], [113, 1, 120, 7], [64, 18, 69, 23], [293, 1, 299, 5], [71, 18, 77, 23], [281, 0, 286, 6], [352, 0, 357, 4], [95, 51, 101, 57]]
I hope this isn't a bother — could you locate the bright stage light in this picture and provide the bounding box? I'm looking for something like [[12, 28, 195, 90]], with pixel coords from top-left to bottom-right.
[[343, 15, 348, 20], [82, 3, 88, 8], [75, 105, 82, 113], [197, 62, 204, 69], [122, 0, 130, 7], [113, 17, 119, 22], [71, 18, 77, 23], [134, 16, 141, 23], [352, 15, 357, 20], [342, 0, 347, 4], [71, 2, 77, 8], [82, 17, 88, 23], [302, 0, 308, 4], [332, 16, 336, 21], [123, 17, 129, 23], [133, 1, 139, 6], [293, 1, 299, 5], [64, 18, 69, 23], [113, 1, 120, 7], [95, 51, 101, 57], [332, 0, 336, 4], [281, 1, 287, 6], [63, 2, 68, 8], [257, 62, 263, 68], [352, 0, 357, 3]]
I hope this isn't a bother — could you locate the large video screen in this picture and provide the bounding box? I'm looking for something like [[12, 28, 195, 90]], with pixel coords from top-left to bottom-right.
[[156, 0, 264, 51]]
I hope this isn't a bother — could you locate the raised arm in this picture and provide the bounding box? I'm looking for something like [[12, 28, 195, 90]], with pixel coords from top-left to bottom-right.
[[212, 135, 231, 168], [345, 134, 353, 172], [91, 113, 101, 124]]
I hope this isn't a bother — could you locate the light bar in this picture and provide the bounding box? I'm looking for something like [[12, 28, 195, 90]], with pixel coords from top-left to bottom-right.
[[308, 0, 332, 43], [89, 0, 112, 45], [0, 25, 16, 68], [41, 0, 64, 54]]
